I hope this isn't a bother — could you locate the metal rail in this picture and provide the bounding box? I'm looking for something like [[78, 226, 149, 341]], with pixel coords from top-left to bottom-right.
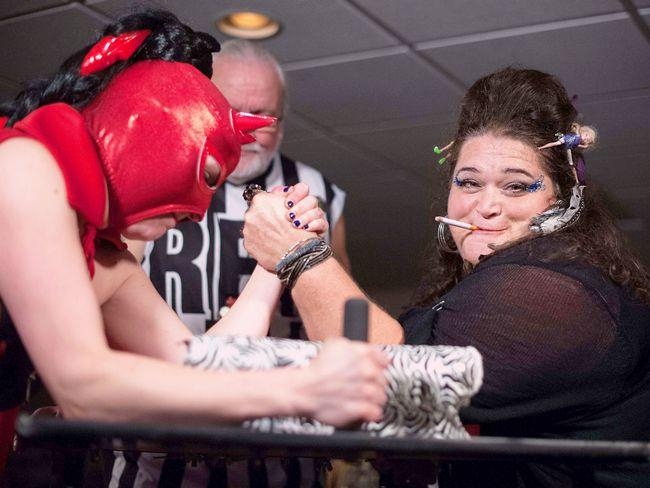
[[16, 415, 650, 464]]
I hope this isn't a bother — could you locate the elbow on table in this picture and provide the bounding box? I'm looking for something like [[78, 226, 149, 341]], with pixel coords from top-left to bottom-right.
[[42, 350, 123, 422]]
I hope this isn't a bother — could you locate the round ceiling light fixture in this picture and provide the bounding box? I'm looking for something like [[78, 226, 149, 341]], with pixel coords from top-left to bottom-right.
[[217, 11, 280, 40]]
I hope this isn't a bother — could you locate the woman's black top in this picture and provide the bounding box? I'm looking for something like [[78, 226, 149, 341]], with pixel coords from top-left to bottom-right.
[[400, 236, 649, 487]]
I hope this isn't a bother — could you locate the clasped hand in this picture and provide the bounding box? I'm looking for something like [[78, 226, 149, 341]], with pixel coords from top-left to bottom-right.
[[243, 183, 327, 271]]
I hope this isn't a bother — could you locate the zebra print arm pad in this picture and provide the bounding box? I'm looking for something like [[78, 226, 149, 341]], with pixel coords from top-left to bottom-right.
[[184, 335, 483, 439]]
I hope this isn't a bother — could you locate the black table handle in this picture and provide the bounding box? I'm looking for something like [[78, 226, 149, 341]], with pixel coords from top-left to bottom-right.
[[343, 298, 368, 342]]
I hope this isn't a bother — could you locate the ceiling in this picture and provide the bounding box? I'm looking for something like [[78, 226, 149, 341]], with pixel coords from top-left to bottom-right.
[[1, 1, 649, 314]]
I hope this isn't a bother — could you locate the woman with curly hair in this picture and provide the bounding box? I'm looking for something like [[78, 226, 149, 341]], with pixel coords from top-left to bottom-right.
[[243, 67, 649, 487]]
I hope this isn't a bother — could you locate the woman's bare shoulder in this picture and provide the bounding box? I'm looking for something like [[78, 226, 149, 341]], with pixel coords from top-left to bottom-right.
[[0, 136, 64, 202], [0, 135, 52, 162]]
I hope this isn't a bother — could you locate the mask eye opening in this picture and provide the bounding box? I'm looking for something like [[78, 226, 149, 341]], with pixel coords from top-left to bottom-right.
[[198, 139, 225, 191]]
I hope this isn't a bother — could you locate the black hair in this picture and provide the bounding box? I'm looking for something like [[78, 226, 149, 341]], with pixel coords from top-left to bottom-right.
[[0, 9, 219, 126]]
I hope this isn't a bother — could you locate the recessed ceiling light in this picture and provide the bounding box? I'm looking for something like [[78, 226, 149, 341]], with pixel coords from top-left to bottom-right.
[[217, 11, 280, 40]]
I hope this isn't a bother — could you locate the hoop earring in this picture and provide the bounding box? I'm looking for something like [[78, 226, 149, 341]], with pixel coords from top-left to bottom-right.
[[437, 219, 459, 254]]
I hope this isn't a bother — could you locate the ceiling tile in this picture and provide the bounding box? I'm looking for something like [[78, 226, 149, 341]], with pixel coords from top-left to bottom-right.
[[353, 0, 629, 42], [287, 52, 461, 127], [0, 0, 67, 20], [0, 5, 107, 83], [420, 15, 650, 96], [579, 94, 650, 151], [89, 0, 398, 62]]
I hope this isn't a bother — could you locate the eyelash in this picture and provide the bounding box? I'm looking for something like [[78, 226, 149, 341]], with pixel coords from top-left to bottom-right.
[[453, 176, 545, 195]]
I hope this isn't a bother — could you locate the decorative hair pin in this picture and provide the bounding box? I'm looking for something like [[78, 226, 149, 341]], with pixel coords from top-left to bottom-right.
[[538, 123, 596, 185], [81, 29, 151, 76], [433, 140, 454, 165], [538, 123, 597, 153]]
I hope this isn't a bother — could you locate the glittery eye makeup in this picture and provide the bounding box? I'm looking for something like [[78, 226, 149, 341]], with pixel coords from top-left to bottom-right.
[[453, 174, 546, 194], [525, 175, 546, 193]]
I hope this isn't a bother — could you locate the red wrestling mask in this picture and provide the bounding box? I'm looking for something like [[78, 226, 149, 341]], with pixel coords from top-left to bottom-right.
[[81, 60, 274, 231]]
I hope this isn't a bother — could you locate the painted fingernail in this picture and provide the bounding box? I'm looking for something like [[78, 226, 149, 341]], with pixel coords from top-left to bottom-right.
[[302, 224, 309, 230], [289, 212, 296, 219], [293, 220, 301, 227], [283, 186, 290, 192], [287, 201, 294, 208]]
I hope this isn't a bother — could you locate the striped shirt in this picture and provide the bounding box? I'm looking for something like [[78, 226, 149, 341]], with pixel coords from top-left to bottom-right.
[[141, 152, 345, 334], [109, 153, 345, 487]]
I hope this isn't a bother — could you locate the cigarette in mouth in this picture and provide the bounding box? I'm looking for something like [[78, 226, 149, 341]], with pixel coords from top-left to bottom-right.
[[435, 216, 479, 231]]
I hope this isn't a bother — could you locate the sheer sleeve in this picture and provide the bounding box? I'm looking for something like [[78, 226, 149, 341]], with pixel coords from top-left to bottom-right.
[[408, 264, 627, 427]]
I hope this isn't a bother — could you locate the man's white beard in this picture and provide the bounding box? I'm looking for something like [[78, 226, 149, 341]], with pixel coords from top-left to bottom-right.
[[227, 142, 275, 186]]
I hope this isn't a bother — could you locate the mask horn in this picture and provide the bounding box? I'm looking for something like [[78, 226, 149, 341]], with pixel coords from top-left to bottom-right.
[[233, 111, 276, 144]]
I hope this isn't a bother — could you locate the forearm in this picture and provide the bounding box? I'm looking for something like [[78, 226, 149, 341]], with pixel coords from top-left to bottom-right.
[[291, 258, 403, 344], [51, 347, 311, 424], [206, 265, 282, 337], [330, 217, 351, 272], [240, 191, 401, 343]]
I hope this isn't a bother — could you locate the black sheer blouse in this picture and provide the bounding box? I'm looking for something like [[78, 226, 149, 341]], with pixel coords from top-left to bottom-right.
[[400, 237, 649, 487]]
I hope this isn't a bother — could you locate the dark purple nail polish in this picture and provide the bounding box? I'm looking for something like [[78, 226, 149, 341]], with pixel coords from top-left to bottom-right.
[[287, 201, 294, 208], [293, 220, 301, 227], [283, 186, 290, 192], [289, 212, 296, 219], [302, 224, 309, 230]]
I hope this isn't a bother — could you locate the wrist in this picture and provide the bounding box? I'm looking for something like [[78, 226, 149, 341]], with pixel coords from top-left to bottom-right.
[[275, 238, 332, 289], [281, 367, 316, 418]]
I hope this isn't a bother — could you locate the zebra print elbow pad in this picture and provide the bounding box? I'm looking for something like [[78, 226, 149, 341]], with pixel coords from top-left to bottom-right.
[[184, 335, 483, 439]]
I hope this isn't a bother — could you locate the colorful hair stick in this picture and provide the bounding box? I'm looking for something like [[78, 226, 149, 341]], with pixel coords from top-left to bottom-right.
[[433, 140, 454, 165]]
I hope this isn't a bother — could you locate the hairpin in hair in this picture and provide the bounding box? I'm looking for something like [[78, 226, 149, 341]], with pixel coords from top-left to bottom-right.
[[81, 29, 151, 76], [538, 123, 597, 185], [433, 140, 454, 165]]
